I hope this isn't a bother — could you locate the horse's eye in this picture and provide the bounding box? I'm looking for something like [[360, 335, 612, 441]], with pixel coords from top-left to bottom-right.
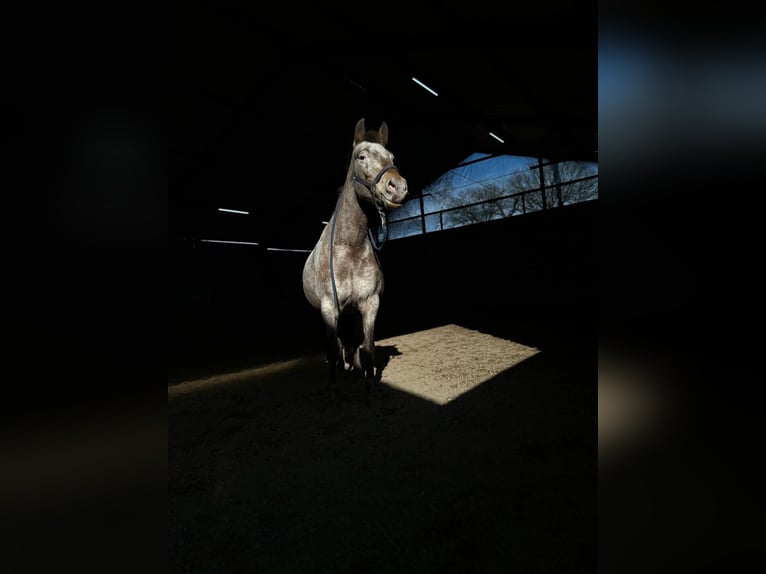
[[358, 154, 366, 161]]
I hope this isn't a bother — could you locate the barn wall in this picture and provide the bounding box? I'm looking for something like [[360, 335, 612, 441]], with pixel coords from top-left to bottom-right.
[[169, 200, 596, 380]]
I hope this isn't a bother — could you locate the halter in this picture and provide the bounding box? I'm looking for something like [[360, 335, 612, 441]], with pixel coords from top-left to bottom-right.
[[353, 163, 398, 249], [329, 163, 399, 313]]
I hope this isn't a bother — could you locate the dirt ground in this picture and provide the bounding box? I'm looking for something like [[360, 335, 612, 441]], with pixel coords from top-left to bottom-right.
[[169, 322, 595, 573]]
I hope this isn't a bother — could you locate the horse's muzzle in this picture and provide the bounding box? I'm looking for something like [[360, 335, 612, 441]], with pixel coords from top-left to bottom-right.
[[382, 173, 408, 209]]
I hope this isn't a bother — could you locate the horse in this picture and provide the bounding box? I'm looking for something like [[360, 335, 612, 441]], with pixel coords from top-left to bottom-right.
[[302, 118, 408, 400]]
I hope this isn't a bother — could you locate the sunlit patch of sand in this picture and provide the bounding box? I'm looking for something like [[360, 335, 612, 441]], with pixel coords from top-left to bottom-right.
[[377, 323, 540, 405], [168, 356, 316, 399]]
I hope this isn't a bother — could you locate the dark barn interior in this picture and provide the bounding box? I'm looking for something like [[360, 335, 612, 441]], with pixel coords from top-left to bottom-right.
[[171, 3, 597, 572]]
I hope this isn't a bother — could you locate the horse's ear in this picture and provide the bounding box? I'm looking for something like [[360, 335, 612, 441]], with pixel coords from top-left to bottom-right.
[[377, 122, 389, 147], [354, 118, 366, 146]]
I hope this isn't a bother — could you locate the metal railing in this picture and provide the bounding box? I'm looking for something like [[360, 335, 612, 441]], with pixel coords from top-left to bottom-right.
[[389, 173, 598, 238]]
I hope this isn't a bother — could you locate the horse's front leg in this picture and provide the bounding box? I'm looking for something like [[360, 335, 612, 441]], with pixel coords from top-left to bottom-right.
[[320, 302, 340, 401], [358, 295, 380, 395]]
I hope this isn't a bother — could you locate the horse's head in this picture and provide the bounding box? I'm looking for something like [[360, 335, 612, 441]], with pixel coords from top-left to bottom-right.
[[350, 118, 408, 211]]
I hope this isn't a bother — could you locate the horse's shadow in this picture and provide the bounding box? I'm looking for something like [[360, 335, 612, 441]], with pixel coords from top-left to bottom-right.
[[375, 344, 402, 381]]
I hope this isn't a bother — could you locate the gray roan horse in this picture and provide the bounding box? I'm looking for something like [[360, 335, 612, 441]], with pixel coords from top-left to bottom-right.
[[302, 118, 408, 400]]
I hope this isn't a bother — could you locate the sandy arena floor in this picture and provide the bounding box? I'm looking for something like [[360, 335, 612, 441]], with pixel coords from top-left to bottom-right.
[[169, 322, 595, 573]]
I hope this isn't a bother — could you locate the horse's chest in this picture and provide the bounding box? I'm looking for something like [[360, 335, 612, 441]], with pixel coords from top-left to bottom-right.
[[347, 262, 382, 298], [334, 253, 382, 299]]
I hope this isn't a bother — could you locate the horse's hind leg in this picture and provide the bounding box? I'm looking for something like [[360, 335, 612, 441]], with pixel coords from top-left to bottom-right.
[[343, 345, 356, 373]]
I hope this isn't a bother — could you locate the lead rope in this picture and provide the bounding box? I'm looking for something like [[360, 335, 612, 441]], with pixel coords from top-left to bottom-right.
[[329, 196, 341, 314], [368, 210, 387, 252]]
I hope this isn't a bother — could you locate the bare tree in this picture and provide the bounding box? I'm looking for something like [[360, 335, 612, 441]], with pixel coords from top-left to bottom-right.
[[428, 171, 522, 229], [506, 160, 598, 212], [397, 158, 598, 236]]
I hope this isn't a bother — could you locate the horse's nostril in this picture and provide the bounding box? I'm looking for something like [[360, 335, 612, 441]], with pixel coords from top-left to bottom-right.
[[388, 179, 407, 195]]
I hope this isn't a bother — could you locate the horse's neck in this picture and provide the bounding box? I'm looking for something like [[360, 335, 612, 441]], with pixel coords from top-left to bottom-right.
[[332, 181, 371, 245]]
